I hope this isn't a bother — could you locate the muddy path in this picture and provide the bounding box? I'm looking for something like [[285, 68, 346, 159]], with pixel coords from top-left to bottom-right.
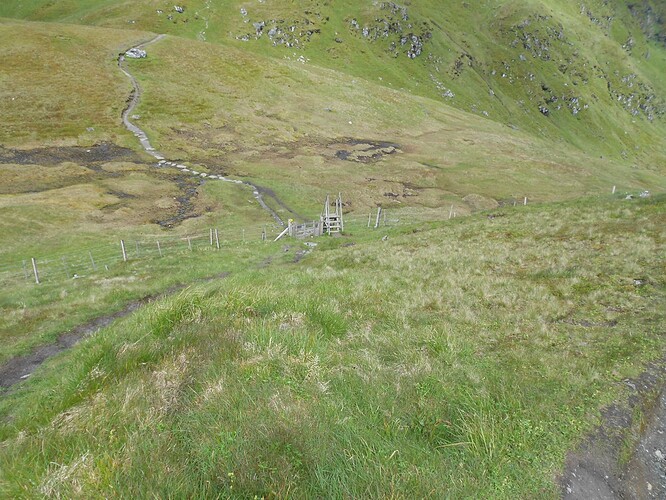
[[0, 299, 148, 390], [0, 272, 231, 392], [118, 35, 287, 226], [561, 357, 666, 499]]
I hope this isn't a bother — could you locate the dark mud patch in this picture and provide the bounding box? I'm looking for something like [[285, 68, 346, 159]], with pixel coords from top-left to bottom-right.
[[332, 139, 401, 163], [258, 255, 275, 268], [155, 175, 203, 228], [293, 250, 311, 263], [0, 143, 142, 166], [106, 189, 137, 199], [253, 183, 305, 221], [560, 357, 666, 499]]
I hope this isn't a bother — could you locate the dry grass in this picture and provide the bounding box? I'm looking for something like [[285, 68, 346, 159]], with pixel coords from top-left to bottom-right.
[[1, 196, 662, 497]]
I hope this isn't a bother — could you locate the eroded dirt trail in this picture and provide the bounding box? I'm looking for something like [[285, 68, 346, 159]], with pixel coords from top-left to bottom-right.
[[561, 360, 666, 499], [118, 35, 287, 226]]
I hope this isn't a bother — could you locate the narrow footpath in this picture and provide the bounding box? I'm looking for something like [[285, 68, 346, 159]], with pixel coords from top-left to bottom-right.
[[118, 34, 287, 226]]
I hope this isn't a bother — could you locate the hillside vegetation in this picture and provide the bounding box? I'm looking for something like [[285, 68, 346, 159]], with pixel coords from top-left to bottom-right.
[[1, 196, 664, 497], [1, 0, 665, 165], [0, 0, 664, 497]]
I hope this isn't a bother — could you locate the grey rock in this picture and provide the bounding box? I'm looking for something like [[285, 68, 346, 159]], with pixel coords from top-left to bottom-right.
[[125, 48, 147, 58]]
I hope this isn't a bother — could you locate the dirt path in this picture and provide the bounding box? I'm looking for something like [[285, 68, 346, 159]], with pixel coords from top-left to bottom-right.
[[0, 270, 235, 392], [118, 36, 287, 226], [0, 299, 147, 390], [561, 359, 666, 498]]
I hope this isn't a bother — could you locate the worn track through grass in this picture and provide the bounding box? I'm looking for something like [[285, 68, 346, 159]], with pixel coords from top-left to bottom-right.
[[118, 35, 289, 226]]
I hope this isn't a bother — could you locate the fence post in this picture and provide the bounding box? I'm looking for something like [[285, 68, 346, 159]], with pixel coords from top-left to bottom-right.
[[242, 229, 245, 242], [31, 257, 40, 284], [374, 207, 382, 229], [157, 240, 163, 257], [449, 205, 454, 219], [121, 240, 127, 262], [210, 228, 214, 246], [89, 251, 97, 271], [367, 212, 372, 228], [612, 185, 616, 194], [187, 237, 192, 251], [523, 196, 528, 206], [215, 229, 220, 249]]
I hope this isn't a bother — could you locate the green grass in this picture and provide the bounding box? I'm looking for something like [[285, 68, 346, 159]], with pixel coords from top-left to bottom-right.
[[0, 19, 150, 148], [0, 196, 663, 497], [2, 1, 664, 166], [0, 3, 664, 496]]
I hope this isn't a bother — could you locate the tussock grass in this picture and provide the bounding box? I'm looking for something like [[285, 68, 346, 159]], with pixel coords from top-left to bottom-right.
[[0, 196, 663, 497]]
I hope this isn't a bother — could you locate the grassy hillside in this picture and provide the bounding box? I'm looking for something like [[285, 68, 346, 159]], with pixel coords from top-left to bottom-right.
[[0, 0, 664, 496], [0, 196, 663, 497], [1, 1, 665, 166], [0, 19, 151, 148]]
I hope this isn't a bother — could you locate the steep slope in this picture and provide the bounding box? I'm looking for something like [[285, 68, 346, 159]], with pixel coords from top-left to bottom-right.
[[0, 196, 664, 497], [3, 18, 662, 226], [1, 0, 665, 167]]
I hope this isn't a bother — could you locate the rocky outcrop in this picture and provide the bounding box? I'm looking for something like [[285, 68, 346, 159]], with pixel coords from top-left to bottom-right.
[[346, 2, 431, 60], [234, 8, 327, 49]]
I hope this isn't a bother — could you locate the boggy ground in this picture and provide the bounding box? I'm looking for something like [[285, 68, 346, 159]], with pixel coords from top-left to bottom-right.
[[0, 143, 207, 227]]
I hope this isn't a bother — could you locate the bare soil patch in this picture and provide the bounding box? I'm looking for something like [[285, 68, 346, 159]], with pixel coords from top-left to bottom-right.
[[0, 143, 142, 166], [561, 357, 666, 498], [330, 138, 401, 163]]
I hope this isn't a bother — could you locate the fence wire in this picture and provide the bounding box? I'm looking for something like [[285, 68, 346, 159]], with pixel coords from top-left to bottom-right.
[[0, 211, 408, 288]]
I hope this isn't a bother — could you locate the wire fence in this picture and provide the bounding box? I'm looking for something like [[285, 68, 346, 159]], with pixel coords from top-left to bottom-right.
[[0, 211, 409, 289], [0, 225, 272, 289]]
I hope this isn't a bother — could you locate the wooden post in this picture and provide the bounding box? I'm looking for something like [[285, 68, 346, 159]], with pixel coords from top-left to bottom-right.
[[215, 229, 220, 249], [187, 237, 192, 251], [22, 260, 28, 280], [121, 240, 127, 262], [374, 207, 382, 229], [612, 185, 616, 194], [31, 257, 40, 284], [242, 229, 245, 242], [210, 228, 213, 246], [383, 209, 386, 227], [262, 226, 266, 241], [368, 212, 372, 228], [89, 251, 97, 271], [62, 257, 70, 278], [449, 205, 454, 219], [157, 240, 163, 257], [523, 196, 528, 206]]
